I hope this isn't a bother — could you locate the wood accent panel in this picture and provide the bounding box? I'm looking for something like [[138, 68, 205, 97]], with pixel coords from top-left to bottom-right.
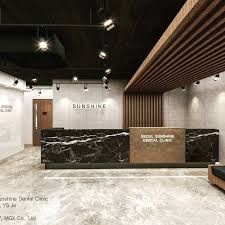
[[123, 93, 162, 128], [125, 0, 225, 92], [208, 165, 225, 191], [33, 99, 53, 146], [130, 128, 185, 163]]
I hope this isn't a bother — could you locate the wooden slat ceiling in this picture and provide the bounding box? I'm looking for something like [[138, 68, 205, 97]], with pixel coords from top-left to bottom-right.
[[124, 0, 225, 93]]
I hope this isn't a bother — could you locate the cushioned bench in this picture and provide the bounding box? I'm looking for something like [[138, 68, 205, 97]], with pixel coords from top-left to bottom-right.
[[208, 165, 225, 191]]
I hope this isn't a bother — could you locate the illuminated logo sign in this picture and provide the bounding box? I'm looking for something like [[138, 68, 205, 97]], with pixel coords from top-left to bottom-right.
[[72, 103, 106, 109], [0, 105, 13, 112]]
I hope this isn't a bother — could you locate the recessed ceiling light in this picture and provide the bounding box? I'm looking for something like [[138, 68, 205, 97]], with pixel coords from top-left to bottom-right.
[[195, 81, 200, 87], [105, 68, 111, 75], [72, 75, 79, 83], [213, 74, 220, 81], [38, 38, 48, 51], [104, 19, 115, 31], [99, 51, 107, 59]]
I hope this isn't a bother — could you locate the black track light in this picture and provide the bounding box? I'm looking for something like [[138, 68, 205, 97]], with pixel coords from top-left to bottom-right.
[[181, 86, 186, 91], [32, 77, 38, 83], [38, 89, 41, 95], [213, 74, 220, 81], [105, 68, 111, 75], [56, 84, 60, 91], [29, 84, 33, 90], [72, 75, 79, 83], [13, 77, 19, 86], [99, 51, 107, 59], [195, 81, 200, 87], [104, 19, 115, 31], [84, 84, 88, 92], [102, 76, 108, 82]]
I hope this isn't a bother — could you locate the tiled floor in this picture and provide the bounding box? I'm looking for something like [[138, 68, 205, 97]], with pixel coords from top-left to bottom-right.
[[0, 147, 224, 225]]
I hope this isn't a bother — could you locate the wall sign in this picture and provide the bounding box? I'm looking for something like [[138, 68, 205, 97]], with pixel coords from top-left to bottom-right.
[[130, 128, 185, 163], [0, 105, 13, 112], [141, 134, 175, 143], [72, 103, 106, 109]]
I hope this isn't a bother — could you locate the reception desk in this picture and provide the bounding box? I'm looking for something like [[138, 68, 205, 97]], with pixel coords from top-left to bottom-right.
[[41, 128, 219, 168]]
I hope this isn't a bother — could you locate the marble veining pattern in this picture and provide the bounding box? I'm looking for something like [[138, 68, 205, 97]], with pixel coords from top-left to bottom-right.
[[186, 129, 219, 162], [0, 147, 225, 225], [41, 129, 130, 163]]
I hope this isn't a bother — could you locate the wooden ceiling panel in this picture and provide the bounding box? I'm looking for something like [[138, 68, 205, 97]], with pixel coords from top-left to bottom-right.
[[125, 0, 225, 93]]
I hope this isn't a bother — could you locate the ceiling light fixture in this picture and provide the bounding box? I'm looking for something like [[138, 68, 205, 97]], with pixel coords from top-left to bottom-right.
[[32, 77, 38, 83], [29, 84, 33, 90], [213, 74, 220, 81], [195, 81, 200, 87], [99, 51, 107, 59], [103, 80, 109, 86], [105, 68, 111, 75], [104, 85, 109, 91], [38, 38, 49, 51], [13, 77, 19, 86], [181, 86, 186, 91], [104, 19, 115, 31], [102, 76, 108, 82], [72, 75, 79, 83], [84, 84, 88, 92], [38, 89, 42, 95], [56, 84, 60, 91]]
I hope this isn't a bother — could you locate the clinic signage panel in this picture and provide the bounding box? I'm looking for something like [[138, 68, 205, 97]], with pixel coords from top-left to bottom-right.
[[130, 127, 185, 163], [0, 104, 13, 112]]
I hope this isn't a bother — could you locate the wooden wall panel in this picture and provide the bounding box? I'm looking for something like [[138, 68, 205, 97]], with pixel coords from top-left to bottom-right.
[[123, 93, 162, 128]]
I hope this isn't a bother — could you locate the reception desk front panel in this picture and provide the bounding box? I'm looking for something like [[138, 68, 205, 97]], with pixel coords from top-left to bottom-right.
[[41, 129, 130, 164], [130, 128, 185, 163], [41, 128, 219, 168]]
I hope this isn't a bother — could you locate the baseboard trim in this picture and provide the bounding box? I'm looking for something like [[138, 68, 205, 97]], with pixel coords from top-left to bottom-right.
[[45, 162, 210, 169]]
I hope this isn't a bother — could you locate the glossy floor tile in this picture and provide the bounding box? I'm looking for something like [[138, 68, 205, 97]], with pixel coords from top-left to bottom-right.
[[0, 147, 224, 225]]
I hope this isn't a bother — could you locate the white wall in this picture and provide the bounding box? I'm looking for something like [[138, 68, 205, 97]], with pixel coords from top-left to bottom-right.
[[53, 79, 127, 129], [23, 87, 53, 145], [0, 87, 24, 160], [163, 88, 186, 127], [0, 71, 26, 160], [163, 71, 225, 163]]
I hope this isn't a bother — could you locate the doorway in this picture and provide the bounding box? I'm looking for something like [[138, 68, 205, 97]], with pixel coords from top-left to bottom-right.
[[33, 99, 53, 146]]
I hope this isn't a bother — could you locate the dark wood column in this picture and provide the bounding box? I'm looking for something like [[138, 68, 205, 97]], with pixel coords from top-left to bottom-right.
[[123, 93, 162, 128]]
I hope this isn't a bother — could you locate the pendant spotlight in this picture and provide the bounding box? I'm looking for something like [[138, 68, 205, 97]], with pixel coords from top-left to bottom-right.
[[99, 51, 107, 59], [72, 75, 79, 83], [103, 80, 109, 86], [102, 76, 108, 82], [194, 81, 200, 87], [84, 84, 88, 92], [181, 86, 186, 91], [31, 77, 38, 83], [213, 74, 220, 81], [13, 77, 19, 86], [105, 68, 111, 75], [104, 19, 115, 31], [38, 38, 49, 51], [56, 83, 60, 92]]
